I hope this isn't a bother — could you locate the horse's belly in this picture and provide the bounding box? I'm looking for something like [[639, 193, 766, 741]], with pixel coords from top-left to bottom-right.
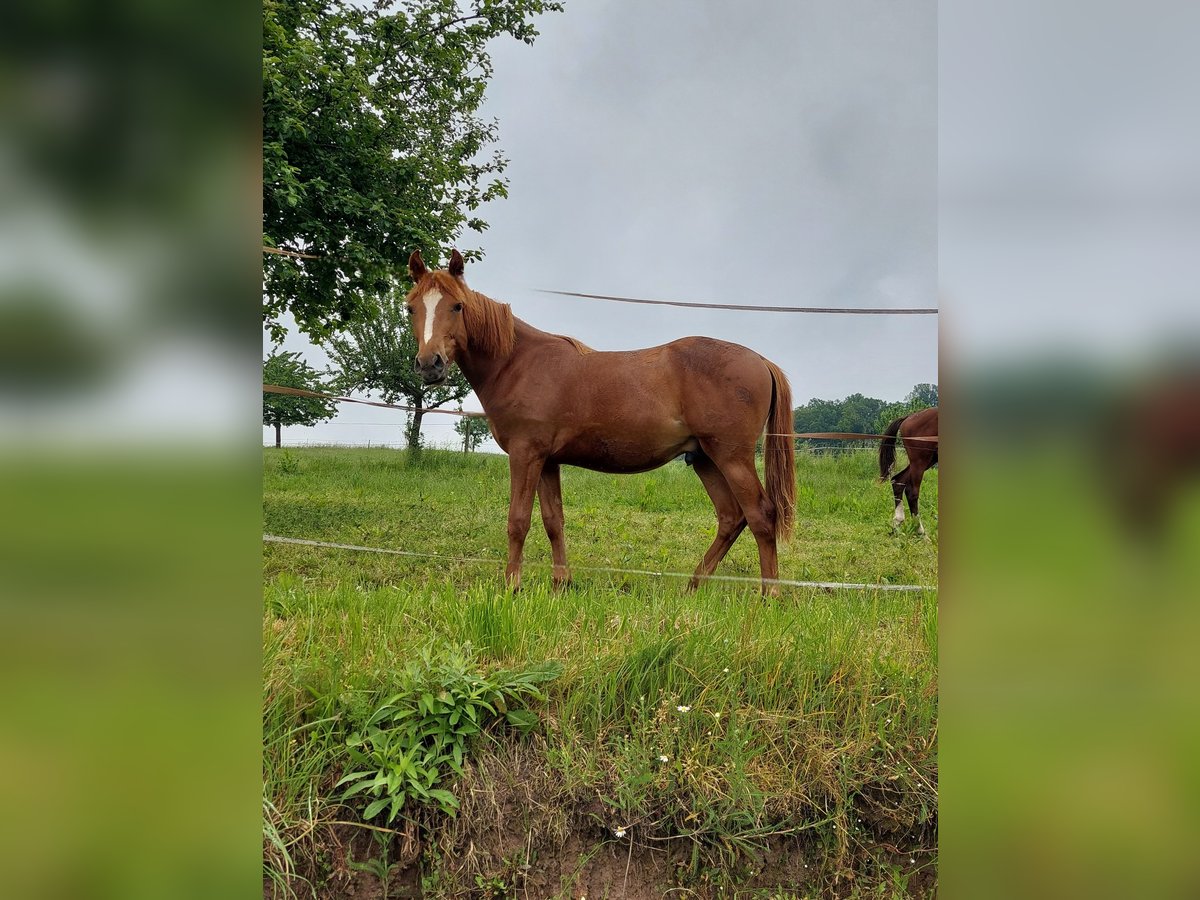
[[553, 428, 697, 474]]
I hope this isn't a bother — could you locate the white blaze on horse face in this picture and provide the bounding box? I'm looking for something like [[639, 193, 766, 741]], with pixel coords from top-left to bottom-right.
[[420, 288, 443, 347]]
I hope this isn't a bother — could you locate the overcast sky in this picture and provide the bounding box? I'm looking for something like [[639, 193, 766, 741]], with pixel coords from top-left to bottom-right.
[[267, 0, 937, 449], [940, 0, 1200, 366]]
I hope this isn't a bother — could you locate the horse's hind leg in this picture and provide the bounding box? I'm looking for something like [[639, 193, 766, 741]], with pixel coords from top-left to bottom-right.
[[906, 461, 927, 537], [688, 454, 747, 590], [700, 441, 779, 595], [890, 466, 910, 531], [537, 463, 572, 589]]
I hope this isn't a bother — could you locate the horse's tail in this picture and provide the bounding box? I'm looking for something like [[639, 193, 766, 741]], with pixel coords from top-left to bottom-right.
[[762, 358, 795, 542], [879, 414, 906, 481]]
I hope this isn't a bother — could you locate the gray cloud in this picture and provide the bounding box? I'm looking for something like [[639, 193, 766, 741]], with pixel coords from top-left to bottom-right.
[[269, 0, 936, 448]]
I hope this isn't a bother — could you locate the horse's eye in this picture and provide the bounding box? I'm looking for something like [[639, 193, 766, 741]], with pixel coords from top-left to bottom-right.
[[405, 307, 414, 316], [452, 303, 463, 313]]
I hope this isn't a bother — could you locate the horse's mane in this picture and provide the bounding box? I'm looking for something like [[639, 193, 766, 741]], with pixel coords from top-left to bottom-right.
[[427, 270, 590, 357], [428, 271, 515, 358], [559, 334, 593, 355]]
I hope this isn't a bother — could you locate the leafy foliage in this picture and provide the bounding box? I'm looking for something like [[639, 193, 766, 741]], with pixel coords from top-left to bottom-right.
[[262, 351, 339, 434], [873, 383, 939, 434], [907, 382, 939, 407], [325, 288, 472, 451], [336, 645, 562, 823], [262, 0, 563, 342], [792, 384, 938, 445], [454, 408, 492, 453]]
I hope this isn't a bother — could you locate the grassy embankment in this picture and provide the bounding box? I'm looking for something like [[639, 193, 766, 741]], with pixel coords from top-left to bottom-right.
[[264, 446, 937, 898]]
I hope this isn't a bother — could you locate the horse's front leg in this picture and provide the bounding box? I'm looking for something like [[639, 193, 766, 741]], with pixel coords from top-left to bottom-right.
[[538, 462, 572, 590], [505, 449, 545, 591]]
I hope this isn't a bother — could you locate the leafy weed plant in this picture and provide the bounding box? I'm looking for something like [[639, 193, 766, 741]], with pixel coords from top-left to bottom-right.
[[336, 645, 562, 823]]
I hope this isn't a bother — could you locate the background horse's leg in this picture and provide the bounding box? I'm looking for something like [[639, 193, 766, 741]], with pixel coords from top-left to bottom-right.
[[537, 463, 572, 589], [701, 441, 780, 595], [688, 454, 747, 590], [505, 450, 545, 591], [906, 458, 927, 537], [891, 465, 910, 530]]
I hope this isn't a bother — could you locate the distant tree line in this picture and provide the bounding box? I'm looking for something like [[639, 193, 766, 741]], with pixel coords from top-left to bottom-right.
[[792, 384, 937, 446]]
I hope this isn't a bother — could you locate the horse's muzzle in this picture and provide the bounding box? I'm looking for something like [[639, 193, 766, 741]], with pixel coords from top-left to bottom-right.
[[415, 353, 446, 385]]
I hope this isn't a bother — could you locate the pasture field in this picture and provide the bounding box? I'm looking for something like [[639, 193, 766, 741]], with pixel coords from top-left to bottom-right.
[[263, 446, 938, 899]]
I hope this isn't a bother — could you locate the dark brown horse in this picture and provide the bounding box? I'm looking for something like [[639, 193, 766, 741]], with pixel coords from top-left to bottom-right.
[[1106, 373, 1200, 541], [406, 250, 796, 594], [879, 406, 938, 536]]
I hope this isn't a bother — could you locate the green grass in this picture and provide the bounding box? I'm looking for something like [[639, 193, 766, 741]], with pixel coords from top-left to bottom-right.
[[263, 447, 937, 898]]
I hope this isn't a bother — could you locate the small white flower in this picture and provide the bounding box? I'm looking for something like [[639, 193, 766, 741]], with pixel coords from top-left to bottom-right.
[[676, 705, 691, 713], [909, 858, 916, 864], [658, 754, 669, 762], [613, 827, 627, 838], [722, 667, 730, 673]]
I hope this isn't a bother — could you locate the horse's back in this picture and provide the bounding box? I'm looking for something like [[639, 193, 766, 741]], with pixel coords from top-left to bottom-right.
[[906, 406, 938, 434], [533, 335, 776, 468], [572, 335, 769, 402]]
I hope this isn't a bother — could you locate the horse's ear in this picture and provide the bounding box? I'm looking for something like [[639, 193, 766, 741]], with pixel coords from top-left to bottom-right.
[[448, 249, 465, 278], [408, 250, 428, 281]]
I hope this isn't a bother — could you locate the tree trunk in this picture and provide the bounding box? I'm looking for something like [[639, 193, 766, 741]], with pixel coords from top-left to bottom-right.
[[275, 422, 281, 448], [407, 406, 424, 454]]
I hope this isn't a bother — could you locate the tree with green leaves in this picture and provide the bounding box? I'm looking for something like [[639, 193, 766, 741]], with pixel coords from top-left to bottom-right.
[[454, 408, 492, 454], [834, 393, 886, 435], [873, 383, 939, 433], [793, 385, 939, 447], [325, 288, 471, 452], [263, 0, 563, 343], [792, 397, 842, 435], [906, 383, 938, 407], [263, 351, 339, 447]]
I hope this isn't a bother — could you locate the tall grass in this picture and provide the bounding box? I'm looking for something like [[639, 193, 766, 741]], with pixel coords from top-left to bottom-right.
[[263, 447, 937, 897]]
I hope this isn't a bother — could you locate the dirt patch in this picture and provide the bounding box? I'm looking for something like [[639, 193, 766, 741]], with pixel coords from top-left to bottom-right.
[[271, 744, 935, 898], [289, 830, 933, 899]]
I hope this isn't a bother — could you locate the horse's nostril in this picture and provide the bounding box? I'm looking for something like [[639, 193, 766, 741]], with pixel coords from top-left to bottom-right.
[[433, 354, 444, 369]]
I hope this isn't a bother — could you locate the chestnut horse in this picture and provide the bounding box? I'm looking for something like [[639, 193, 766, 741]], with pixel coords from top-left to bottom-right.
[[406, 250, 796, 594], [879, 406, 939, 536]]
